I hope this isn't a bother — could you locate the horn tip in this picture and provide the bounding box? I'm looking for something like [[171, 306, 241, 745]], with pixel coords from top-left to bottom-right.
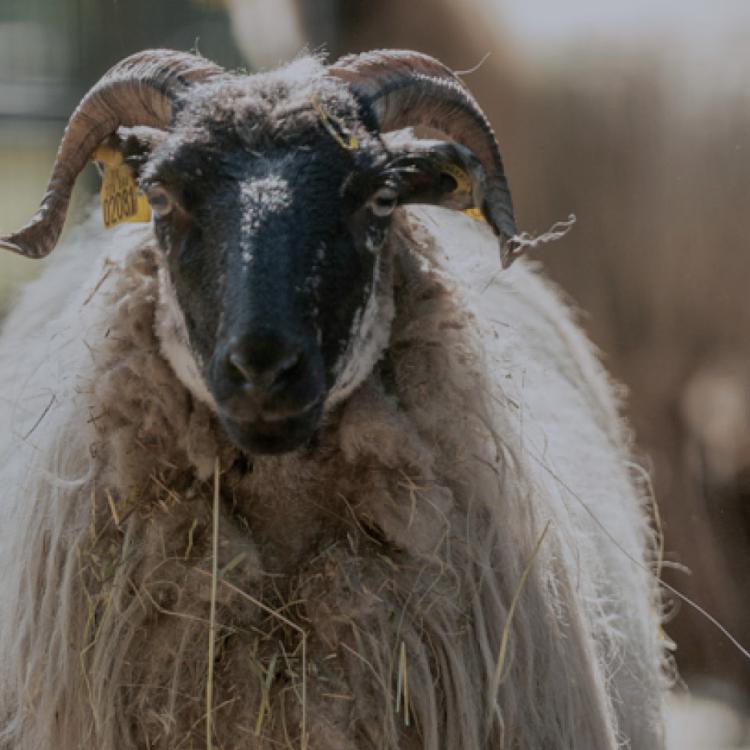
[[0, 234, 45, 259], [0, 236, 23, 254], [499, 236, 522, 270]]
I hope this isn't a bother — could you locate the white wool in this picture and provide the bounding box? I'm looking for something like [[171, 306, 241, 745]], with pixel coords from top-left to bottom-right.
[[413, 207, 664, 743]]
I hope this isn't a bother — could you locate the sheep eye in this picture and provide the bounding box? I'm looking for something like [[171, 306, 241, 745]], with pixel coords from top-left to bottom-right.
[[369, 186, 399, 218], [146, 186, 174, 218]]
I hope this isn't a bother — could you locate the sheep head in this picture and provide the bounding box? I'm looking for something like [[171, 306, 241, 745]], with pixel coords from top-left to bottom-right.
[[0, 49, 517, 454]]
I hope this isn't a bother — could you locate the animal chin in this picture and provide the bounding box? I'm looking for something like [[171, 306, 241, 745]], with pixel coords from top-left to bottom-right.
[[218, 407, 322, 455]]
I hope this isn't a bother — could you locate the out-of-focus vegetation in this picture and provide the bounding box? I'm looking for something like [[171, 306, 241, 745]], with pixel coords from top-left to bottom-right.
[[1, 0, 749, 724], [0, 126, 58, 310]]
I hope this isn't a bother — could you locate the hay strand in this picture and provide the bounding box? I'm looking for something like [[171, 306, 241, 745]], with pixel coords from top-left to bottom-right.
[[396, 640, 410, 726], [489, 521, 551, 703], [199, 574, 309, 749], [206, 457, 220, 750]]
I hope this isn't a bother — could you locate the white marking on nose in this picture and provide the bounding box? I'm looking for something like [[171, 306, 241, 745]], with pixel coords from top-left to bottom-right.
[[155, 265, 217, 410], [325, 259, 394, 410]]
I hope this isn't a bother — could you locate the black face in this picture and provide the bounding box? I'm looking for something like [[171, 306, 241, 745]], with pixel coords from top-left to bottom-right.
[[142, 115, 399, 455]]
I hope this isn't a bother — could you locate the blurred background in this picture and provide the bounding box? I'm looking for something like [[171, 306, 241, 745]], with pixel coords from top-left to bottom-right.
[[1, 0, 749, 745]]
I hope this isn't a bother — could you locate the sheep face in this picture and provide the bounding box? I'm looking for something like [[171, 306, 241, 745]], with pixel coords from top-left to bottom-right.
[[140, 79, 395, 454], [1, 50, 518, 456]]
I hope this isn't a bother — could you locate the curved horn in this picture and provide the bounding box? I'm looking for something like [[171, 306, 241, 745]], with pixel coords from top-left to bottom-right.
[[329, 50, 518, 265], [1, 49, 225, 259]]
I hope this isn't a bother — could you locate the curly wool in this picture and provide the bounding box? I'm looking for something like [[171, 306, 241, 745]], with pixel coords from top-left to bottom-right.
[[0, 206, 665, 749]]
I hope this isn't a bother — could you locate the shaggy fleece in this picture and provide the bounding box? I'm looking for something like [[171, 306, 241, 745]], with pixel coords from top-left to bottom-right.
[[0, 204, 665, 749]]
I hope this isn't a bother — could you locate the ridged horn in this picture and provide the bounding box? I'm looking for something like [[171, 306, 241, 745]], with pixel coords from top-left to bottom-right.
[[329, 49, 518, 265], [1, 49, 225, 259]]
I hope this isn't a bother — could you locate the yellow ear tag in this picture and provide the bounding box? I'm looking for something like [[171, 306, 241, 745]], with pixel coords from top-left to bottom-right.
[[92, 145, 152, 228], [441, 163, 473, 196], [439, 163, 486, 222], [463, 207, 486, 222]]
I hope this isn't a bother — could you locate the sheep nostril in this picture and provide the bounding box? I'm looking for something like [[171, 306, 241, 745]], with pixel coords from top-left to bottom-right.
[[213, 333, 323, 423], [225, 336, 306, 394], [228, 351, 256, 383], [271, 350, 304, 387]]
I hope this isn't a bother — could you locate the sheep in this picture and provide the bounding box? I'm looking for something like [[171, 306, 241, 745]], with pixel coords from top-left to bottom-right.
[[0, 48, 666, 749]]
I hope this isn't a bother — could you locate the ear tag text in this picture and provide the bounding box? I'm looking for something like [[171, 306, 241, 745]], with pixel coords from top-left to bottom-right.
[[440, 163, 486, 223], [311, 96, 359, 151], [92, 145, 152, 229]]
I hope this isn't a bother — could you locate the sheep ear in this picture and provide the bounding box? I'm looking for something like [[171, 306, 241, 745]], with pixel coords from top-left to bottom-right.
[[386, 137, 493, 216], [92, 126, 167, 179]]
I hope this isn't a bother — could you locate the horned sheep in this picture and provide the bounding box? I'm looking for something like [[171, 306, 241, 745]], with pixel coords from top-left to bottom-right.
[[0, 49, 665, 749]]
